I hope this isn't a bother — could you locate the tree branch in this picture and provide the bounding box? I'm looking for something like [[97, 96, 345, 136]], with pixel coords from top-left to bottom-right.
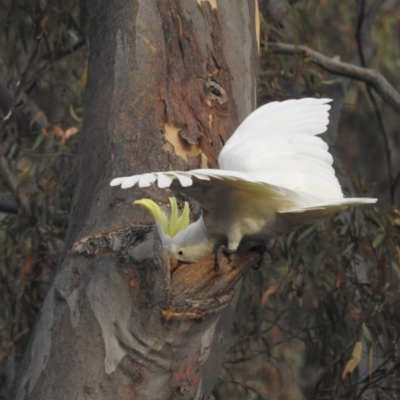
[[169, 250, 262, 312], [355, 0, 393, 202], [0, 150, 31, 215], [0, 59, 50, 135], [266, 42, 400, 116], [70, 228, 262, 315], [0, 25, 47, 135], [9, 1, 261, 398], [0, 20, 49, 216], [0, 195, 68, 226]]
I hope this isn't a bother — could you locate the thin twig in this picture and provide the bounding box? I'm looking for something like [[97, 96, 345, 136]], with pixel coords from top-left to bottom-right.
[[0, 24, 47, 135], [0, 151, 30, 214], [0, 196, 68, 226], [311, 334, 360, 397], [0, 22, 48, 215]]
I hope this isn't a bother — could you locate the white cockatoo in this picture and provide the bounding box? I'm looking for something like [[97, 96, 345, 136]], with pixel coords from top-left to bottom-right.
[[111, 98, 376, 263]]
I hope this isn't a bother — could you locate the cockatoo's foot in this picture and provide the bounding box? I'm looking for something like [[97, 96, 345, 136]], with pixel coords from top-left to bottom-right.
[[249, 245, 268, 270], [214, 245, 237, 271]]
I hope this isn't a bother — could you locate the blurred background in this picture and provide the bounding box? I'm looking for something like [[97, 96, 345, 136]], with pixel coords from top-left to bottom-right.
[[0, 0, 399, 399]]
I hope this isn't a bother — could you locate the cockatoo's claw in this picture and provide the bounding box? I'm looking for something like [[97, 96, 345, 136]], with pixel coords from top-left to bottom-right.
[[249, 245, 268, 270], [214, 245, 237, 271]]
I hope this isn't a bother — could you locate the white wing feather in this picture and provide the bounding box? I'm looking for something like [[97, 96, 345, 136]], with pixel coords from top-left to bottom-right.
[[110, 170, 376, 208], [112, 170, 256, 189], [218, 98, 342, 198], [110, 98, 377, 246], [110, 98, 375, 208]]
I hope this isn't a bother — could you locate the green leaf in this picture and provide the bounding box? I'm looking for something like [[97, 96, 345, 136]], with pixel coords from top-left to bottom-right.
[[341, 242, 355, 255], [69, 104, 83, 122], [321, 78, 337, 85], [368, 347, 374, 376], [340, 223, 349, 236], [390, 261, 400, 280], [296, 224, 316, 243], [31, 133, 45, 151], [362, 323, 373, 343], [287, 231, 296, 248], [372, 234, 385, 248]]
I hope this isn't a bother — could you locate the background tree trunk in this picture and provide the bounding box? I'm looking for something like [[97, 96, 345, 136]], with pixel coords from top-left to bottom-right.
[[8, 0, 259, 399]]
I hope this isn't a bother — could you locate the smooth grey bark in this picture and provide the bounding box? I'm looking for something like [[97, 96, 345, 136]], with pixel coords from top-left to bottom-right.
[[9, 1, 259, 399]]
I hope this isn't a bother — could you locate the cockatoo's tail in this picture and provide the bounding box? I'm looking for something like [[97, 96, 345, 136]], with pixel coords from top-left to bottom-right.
[[134, 197, 190, 238], [111, 98, 377, 262]]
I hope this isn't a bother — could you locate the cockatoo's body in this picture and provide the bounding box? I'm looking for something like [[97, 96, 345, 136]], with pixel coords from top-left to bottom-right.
[[111, 98, 376, 262]]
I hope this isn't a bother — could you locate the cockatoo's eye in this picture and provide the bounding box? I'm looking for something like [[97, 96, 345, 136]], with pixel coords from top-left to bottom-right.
[[178, 250, 183, 256]]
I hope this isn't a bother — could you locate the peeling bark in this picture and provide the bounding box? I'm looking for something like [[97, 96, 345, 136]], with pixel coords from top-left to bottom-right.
[[9, 0, 259, 399]]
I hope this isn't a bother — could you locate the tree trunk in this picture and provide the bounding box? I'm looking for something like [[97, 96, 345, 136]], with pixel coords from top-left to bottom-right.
[[9, 0, 259, 399]]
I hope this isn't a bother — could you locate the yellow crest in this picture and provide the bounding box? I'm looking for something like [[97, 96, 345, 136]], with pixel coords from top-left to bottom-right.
[[134, 197, 190, 237]]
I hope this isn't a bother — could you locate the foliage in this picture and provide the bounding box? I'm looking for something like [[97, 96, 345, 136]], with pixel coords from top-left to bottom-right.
[[1, 0, 400, 399], [212, 0, 400, 398], [0, 0, 87, 397], [214, 206, 400, 399]]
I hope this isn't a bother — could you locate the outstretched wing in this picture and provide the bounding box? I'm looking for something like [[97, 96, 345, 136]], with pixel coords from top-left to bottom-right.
[[110, 98, 377, 241], [110, 169, 307, 204], [218, 98, 341, 199], [110, 170, 376, 230], [111, 169, 376, 239], [111, 169, 311, 222]]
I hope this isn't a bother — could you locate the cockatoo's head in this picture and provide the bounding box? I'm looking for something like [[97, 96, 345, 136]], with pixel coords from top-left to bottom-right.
[[134, 197, 218, 262], [134, 197, 196, 262]]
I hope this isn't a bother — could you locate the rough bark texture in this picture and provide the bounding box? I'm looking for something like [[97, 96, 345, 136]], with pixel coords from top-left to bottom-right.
[[9, 0, 259, 399]]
